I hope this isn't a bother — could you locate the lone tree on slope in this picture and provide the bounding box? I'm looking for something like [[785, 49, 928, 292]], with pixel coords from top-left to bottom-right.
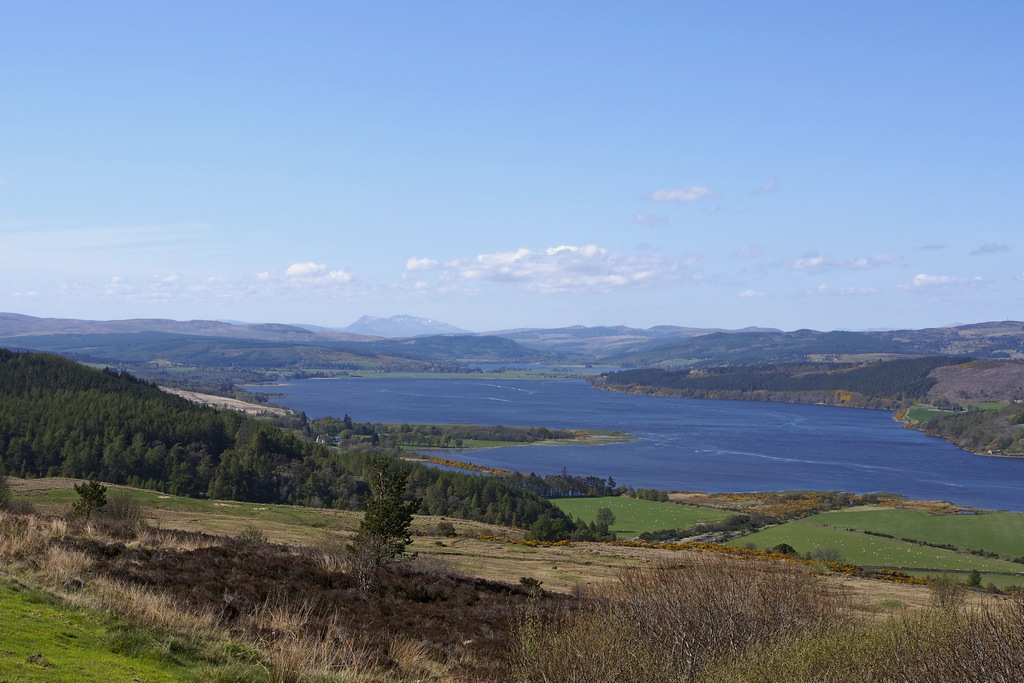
[[72, 479, 107, 519], [347, 456, 422, 589]]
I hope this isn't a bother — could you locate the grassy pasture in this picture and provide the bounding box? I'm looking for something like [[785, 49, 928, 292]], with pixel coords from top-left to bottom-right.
[[0, 581, 194, 682], [804, 507, 1024, 559], [11, 479, 355, 543], [908, 402, 1010, 422], [728, 522, 1024, 587], [906, 404, 953, 422], [551, 496, 731, 535]]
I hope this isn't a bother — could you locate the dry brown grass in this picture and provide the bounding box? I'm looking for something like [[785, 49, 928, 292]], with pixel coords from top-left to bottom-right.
[[247, 598, 381, 682], [307, 531, 353, 575], [713, 592, 1024, 682], [509, 553, 1024, 682], [0, 504, 541, 680], [87, 576, 221, 639], [508, 554, 845, 682], [9, 478, 1021, 681], [42, 545, 93, 590]]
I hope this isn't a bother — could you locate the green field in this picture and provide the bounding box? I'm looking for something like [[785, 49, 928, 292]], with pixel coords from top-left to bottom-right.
[[728, 522, 1024, 587], [804, 507, 1024, 559], [907, 402, 1010, 422], [906, 404, 953, 422], [551, 496, 731, 535], [0, 581, 191, 682]]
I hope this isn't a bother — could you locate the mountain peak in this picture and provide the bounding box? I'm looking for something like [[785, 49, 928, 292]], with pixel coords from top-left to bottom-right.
[[343, 314, 471, 338]]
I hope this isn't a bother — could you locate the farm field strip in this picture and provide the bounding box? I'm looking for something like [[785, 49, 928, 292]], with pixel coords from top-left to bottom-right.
[[729, 522, 1024, 587], [551, 495, 732, 535], [803, 507, 1024, 558]]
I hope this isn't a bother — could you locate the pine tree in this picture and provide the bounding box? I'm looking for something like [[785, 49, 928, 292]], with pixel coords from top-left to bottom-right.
[[347, 456, 422, 589], [72, 479, 107, 519]]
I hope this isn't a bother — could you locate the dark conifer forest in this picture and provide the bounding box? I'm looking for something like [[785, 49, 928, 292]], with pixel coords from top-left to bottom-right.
[[0, 349, 585, 531]]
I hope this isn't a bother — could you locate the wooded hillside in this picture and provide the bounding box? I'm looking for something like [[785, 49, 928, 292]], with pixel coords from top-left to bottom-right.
[[0, 349, 573, 529], [592, 357, 969, 409]]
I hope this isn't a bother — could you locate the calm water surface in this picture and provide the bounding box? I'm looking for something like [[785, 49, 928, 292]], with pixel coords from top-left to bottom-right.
[[257, 378, 1024, 511]]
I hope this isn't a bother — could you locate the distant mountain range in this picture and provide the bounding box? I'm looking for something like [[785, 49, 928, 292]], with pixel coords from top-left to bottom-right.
[[0, 312, 366, 343], [2, 312, 1023, 370], [485, 324, 779, 357]]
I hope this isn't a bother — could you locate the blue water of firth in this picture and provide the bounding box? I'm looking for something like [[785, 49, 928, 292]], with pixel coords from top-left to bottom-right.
[[256, 378, 1024, 512]]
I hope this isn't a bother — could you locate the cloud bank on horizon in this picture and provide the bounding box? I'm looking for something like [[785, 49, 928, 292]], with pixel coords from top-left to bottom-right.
[[1, 4, 1021, 333]]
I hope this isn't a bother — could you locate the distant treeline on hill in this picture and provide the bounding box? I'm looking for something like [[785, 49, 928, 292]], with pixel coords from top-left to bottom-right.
[[919, 405, 1024, 455], [593, 356, 970, 409], [0, 349, 589, 531]]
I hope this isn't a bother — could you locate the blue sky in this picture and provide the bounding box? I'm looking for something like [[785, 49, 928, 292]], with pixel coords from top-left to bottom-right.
[[2, 2, 1022, 332]]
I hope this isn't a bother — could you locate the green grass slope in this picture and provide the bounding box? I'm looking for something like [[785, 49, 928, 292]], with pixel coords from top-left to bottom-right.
[[728, 522, 1024, 587], [0, 581, 221, 682], [803, 507, 1024, 558], [551, 496, 731, 535]]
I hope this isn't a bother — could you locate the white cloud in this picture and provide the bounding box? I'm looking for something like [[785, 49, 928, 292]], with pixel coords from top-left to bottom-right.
[[902, 273, 985, 290], [251, 263, 354, 289], [645, 186, 715, 203], [810, 283, 879, 296], [793, 252, 827, 270], [738, 289, 766, 298], [325, 269, 353, 283], [792, 251, 900, 272], [971, 243, 1011, 256], [757, 179, 778, 193], [286, 262, 327, 277], [104, 276, 130, 295], [421, 245, 681, 294], [847, 253, 900, 269], [406, 257, 439, 271], [155, 273, 180, 287]]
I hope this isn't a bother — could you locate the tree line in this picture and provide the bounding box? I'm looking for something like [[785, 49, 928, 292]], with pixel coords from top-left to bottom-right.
[[593, 357, 970, 409], [0, 349, 586, 532], [919, 404, 1024, 455]]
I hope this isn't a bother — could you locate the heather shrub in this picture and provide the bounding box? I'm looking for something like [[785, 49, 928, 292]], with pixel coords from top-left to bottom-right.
[[718, 594, 1024, 682], [238, 524, 268, 544], [105, 488, 146, 526], [0, 473, 11, 509], [508, 554, 844, 681]]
